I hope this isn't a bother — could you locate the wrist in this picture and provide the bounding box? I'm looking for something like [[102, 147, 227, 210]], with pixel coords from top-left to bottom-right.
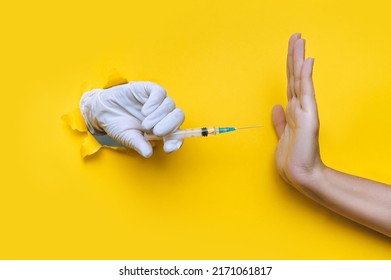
[[80, 89, 106, 135], [294, 160, 328, 202]]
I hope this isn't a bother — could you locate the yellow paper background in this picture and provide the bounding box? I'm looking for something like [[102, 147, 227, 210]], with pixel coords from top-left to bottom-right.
[[1, 0, 391, 259]]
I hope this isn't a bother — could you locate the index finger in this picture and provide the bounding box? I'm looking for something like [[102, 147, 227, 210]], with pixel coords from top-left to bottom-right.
[[128, 82, 168, 116]]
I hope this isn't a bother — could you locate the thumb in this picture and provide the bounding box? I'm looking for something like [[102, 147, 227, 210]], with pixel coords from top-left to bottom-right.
[[107, 125, 153, 158], [272, 104, 286, 139], [123, 130, 153, 158], [163, 139, 183, 153]]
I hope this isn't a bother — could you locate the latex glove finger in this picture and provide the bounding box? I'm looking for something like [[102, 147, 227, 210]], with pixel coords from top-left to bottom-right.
[[123, 130, 153, 158], [128, 82, 167, 116], [152, 108, 185, 136], [108, 124, 153, 158], [141, 97, 175, 130], [163, 139, 183, 153]]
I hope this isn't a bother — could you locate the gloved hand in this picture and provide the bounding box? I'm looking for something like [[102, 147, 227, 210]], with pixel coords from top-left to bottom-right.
[[80, 81, 185, 158]]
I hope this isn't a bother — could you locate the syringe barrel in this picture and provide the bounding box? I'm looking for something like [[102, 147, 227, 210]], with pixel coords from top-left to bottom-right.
[[144, 127, 217, 141]]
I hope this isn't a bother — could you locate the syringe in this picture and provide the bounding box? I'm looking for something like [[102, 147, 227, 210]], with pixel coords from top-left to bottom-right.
[[144, 125, 262, 141]]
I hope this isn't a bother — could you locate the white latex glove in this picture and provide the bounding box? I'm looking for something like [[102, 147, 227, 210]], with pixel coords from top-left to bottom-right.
[[80, 81, 185, 158]]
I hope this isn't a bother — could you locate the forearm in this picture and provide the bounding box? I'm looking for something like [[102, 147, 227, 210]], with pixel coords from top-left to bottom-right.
[[305, 166, 391, 237]]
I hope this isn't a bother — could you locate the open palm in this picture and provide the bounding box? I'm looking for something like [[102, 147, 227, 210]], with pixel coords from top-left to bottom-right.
[[272, 34, 324, 193]]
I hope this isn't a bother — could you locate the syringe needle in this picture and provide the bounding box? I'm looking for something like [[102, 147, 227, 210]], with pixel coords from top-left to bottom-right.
[[236, 125, 263, 130]]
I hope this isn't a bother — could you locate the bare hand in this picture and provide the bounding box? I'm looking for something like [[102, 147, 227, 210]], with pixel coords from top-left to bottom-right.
[[272, 33, 324, 193]]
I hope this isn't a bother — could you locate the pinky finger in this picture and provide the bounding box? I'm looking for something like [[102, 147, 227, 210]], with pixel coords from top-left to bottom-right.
[[300, 58, 316, 112]]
